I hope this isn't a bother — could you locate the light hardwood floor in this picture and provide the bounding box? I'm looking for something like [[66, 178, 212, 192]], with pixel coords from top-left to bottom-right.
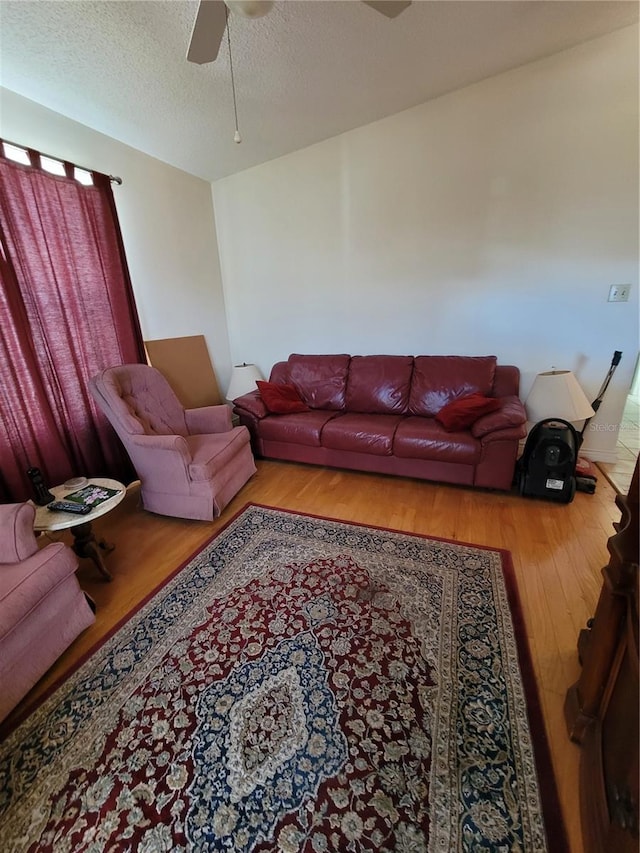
[[6, 460, 621, 853]]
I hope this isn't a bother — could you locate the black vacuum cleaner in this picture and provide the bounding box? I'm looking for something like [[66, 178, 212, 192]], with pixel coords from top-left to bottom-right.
[[516, 351, 622, 502], [517, 418, 580, 503]]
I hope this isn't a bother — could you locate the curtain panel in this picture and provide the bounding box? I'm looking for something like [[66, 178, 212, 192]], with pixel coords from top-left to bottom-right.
[[0, 147, 145, 502]]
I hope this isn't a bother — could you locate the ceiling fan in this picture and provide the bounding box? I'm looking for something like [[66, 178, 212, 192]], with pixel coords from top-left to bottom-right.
[[187, 0, 412, 65]]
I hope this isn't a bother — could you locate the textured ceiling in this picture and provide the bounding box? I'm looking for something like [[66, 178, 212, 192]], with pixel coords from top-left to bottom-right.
[[0, 1, 637, 182]]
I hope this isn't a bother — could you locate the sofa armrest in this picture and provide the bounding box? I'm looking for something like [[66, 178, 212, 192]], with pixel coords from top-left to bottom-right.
[[472, 396, 527, 441], [185, 405, 232, 435], [233, 390, 269, 420], [0, 502, 38, 563]]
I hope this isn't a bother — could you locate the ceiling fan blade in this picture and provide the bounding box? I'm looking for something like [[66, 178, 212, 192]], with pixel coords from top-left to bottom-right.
[[187, 0, 227, 65], [363, 1, 412, 19]]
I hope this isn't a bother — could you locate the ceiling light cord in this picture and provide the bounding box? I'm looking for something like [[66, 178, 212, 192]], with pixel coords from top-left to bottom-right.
[[226, 8, 242, 144]]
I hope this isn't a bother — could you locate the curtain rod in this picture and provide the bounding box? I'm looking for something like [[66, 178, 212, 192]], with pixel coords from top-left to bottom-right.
[[1, 137, 122, 185]]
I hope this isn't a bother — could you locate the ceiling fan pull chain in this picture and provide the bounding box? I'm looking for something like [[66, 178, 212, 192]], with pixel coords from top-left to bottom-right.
[[226, 7, 242, 143]]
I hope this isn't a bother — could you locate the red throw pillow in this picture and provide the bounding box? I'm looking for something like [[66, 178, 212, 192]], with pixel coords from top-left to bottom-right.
[[257, 381, 309, 415], [435, 393, 501, 432]]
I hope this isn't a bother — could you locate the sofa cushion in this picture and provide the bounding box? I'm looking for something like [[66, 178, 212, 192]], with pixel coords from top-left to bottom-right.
[[409, 356, 497, 417], [260, 411, 340, 447], [394, 417, 481, 464], [345, 355, 414, 414], [288, 354, 350, 411], [257, 381, 309, 414], [436, 393, 501, 432], [321, 413, 402, 456]]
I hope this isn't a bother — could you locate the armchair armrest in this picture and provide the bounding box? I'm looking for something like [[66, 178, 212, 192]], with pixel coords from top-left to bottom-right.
[[185, 405, 232, 435], [129, 433, 192, 460], [233, 390, 268, 420], [472, 396, 527, 440], [0, 502, 38, 563]]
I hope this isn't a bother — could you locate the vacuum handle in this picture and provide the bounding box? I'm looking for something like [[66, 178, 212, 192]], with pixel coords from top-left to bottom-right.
[[580, 350, 623, 437]]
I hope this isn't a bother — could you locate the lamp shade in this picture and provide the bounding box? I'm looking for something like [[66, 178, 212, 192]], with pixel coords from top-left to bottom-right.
[[226, 363, 263, 401], [525, 370, 595, 424]]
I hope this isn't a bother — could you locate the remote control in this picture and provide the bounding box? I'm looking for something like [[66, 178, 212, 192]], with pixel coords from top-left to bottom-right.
[[47, 500, 92, 515]]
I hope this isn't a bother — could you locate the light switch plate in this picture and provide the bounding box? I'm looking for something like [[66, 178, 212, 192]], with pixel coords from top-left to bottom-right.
[[608, 284, 631, 302]]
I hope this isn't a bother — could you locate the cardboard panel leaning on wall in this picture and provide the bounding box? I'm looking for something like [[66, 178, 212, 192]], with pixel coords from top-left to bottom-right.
[[145, 335, 222, 408]]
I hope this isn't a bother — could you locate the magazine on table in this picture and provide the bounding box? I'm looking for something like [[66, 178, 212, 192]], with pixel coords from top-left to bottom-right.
[[64, 483, 121, 508]]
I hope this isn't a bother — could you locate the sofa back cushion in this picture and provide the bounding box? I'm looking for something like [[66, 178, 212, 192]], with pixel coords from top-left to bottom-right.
[[409, 356, 497, 417], [269, 362, 289, 384], [345, 355, 414, 414], [288, 354, 351, 410]]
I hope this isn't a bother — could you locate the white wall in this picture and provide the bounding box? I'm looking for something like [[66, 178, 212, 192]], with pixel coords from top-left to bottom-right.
[[213, 26, 639, 460], [0, 88, 233, 394]]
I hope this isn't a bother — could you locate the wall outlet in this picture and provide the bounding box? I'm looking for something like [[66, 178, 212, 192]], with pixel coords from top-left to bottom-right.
[[608, 284, 631, 302]]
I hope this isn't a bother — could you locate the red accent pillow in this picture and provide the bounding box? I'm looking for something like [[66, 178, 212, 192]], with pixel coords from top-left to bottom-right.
[[435, 393, 501, 432], [257, 381, 310, 415]]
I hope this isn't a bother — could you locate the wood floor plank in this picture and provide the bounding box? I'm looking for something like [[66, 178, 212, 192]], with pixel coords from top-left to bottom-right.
[[4, 459, 619, 853]]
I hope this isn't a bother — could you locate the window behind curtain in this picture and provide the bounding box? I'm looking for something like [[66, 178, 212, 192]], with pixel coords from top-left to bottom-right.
[[0, 141, 146, 502]]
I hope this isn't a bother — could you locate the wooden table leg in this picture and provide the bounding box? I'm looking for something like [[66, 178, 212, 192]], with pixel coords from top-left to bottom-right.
[[70, 521, 114, 581]]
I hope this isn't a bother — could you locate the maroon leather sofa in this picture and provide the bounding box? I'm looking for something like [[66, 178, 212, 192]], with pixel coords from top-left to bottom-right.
[[232, 354, 527, 491]]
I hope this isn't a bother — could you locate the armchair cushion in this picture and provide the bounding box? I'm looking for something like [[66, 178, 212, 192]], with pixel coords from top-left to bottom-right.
[[99, 365, 188, 436]]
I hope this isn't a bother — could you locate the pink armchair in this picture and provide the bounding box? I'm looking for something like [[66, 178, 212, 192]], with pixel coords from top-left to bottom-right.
[[0, 502, 95, 722], [90, 364, 256, 521]]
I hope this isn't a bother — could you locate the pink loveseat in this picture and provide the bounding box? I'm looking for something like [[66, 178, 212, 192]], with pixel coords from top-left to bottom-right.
[[0, 502, 95, 722], [233, 354, 527, 491]]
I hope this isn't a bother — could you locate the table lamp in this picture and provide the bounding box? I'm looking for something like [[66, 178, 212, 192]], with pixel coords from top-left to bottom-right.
[[525, 370, 595, 425], [226, 363, 263, 402]]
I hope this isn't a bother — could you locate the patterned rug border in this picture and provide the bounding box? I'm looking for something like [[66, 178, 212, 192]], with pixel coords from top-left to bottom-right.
[[1, 502, 569, 852]]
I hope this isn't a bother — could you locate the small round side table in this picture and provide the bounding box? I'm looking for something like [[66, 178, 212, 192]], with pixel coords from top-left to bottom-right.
[[32, 477, 126, 581]]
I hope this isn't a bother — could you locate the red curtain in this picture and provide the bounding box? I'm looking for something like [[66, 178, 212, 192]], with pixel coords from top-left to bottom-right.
[[0, 147, 145, 502]]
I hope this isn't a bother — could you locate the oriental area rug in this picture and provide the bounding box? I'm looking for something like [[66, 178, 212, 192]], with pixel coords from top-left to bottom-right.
[[0, 505, 567, 852]]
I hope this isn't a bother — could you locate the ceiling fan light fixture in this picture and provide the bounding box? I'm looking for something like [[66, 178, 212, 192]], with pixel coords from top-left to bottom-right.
[[225, 0, 273, 18]]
